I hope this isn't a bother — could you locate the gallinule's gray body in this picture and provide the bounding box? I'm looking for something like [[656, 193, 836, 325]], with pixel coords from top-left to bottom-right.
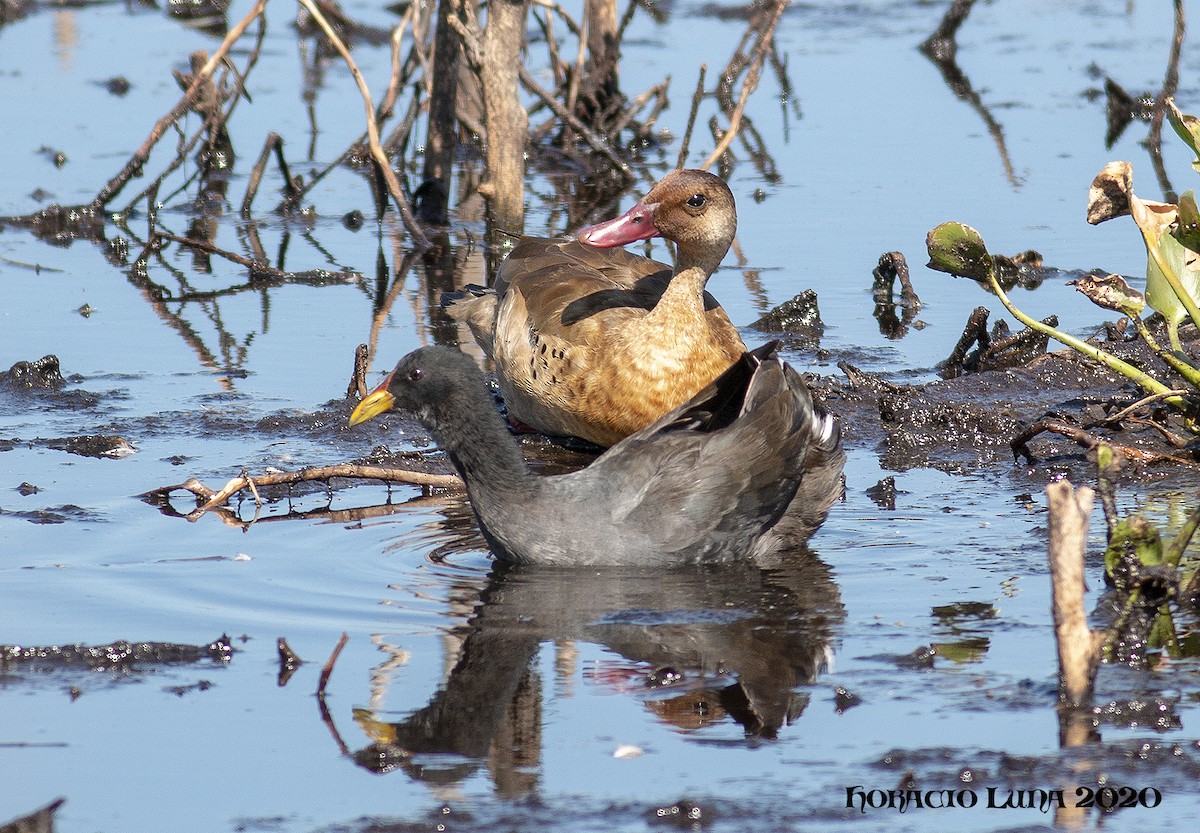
[[350, 343, 842, 566]]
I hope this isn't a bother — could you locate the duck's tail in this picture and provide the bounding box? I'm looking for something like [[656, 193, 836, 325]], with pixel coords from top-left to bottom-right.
[[441, 286, 498, 359]]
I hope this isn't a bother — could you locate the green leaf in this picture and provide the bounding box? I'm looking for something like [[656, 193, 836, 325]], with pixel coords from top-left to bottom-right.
[[1144, 222, 1200, 337], [1167, 99, 1200, 174], [925, 222, 993, 282], [1147, 607, 1179, 655], [930, 638, 989, 664], [1175, 190, 1200, 252], [1105, 514, 1165, 588]]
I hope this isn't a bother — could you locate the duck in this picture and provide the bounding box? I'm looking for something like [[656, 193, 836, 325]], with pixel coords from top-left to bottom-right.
[[348, 343, 843, 567], [446, 169, 747, 447]]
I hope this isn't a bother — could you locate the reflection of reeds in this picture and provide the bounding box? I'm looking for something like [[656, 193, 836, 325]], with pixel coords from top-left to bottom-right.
[[97, 0, 270, 213], [918, 0, 1021, 188], [3, 1, 801, 389], [700, 0, 789, 178]]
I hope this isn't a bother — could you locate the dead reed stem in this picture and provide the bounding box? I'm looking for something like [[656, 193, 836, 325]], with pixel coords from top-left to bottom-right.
[[1045, 480, 1107, 708], [296, 0, 429, 248]]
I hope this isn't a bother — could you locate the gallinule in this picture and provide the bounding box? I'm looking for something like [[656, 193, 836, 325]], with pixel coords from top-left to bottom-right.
[[349, 343, 842, 566]]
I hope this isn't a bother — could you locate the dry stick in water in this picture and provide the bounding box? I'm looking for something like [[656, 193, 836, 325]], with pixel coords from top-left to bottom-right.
[[296, 0, 429, 249], [346, 343, 371, 399], [293, 9, 417, 204], [317, 632, 350, 701], [518, 66, 630, 174], [677, 65, 707, 169], [146, 464, 463, 522], [1045, 480, 1107, 708], [608, 80, 669, 141], [242, 132, 303, 217], [153, 231, 358, 284]]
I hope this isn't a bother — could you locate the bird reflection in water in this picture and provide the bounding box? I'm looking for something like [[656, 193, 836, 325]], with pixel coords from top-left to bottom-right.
[[339, 508, 843, 793]]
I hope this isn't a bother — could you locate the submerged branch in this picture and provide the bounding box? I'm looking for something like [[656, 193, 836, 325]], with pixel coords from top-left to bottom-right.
[[519, 65, 630, 175], [154, 232, 360, 285], [701, 0, 786, 172]]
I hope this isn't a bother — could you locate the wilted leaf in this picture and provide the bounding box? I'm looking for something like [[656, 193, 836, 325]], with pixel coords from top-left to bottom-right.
[[925, 222, 993, 282], [1167, 99, 1200, 173], [1087, 160, 1134, 224], [1072, 273, 1146, 317], [1108, 163, 1200, 341]]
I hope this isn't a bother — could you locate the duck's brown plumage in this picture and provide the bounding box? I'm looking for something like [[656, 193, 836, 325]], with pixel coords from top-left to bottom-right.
[[447, 170, 747, 447]]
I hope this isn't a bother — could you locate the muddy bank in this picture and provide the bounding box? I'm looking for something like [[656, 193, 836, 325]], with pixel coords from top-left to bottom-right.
[[814, 324, 1200, 482]]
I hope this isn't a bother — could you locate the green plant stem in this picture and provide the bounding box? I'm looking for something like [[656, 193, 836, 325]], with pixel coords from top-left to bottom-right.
[[1102, 586, 1140, 663], [1163, 503, 1200, 568], [1130, 316, 1200, 389], [984, 270, 1190, 409]]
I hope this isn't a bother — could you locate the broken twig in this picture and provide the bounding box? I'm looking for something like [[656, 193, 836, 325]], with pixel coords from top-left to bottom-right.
[[296, 0, 429, 248]]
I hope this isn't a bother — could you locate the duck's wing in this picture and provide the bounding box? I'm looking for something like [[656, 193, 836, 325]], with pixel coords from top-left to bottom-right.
[[487, 239, 684, 443], [493, 237, 665, 296], [442, 236, 659, 365]]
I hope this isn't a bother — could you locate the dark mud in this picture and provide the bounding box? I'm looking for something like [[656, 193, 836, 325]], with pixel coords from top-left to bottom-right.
[[1, 634, 233, 672], [816, 325, 1200, 480], [0, 635, 234, 697], [9, 312, 1198, 526]]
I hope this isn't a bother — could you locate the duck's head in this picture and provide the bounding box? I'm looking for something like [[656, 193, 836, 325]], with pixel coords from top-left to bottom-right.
[[578, 169, 737, 266]]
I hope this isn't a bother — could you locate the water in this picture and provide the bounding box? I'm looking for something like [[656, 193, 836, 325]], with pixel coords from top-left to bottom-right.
[[2, 1, 1200, 831]]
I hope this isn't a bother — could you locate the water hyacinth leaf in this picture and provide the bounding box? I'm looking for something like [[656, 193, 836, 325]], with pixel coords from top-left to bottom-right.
[[925, 218, 1181, 404], [1176, 190, 1200, 252], [925, 222, 993, 282], [1141, 215, 1200, 349], [1087, 160, 1134, 225], [1148, 608, 1180, 656], [1072, 273, 1146, 318], [1109, 163, 1200, 346], [1104, 514, 1164, 588], [1167, 99, 1200, 174]]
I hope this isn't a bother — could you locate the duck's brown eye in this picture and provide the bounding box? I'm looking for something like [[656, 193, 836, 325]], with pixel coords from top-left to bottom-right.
[[408, 367, 423, 381], [686, 193, 706, 208]]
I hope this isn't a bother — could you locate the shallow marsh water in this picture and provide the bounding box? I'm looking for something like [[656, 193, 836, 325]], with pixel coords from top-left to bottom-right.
[[2, 1, 1200, 831]]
